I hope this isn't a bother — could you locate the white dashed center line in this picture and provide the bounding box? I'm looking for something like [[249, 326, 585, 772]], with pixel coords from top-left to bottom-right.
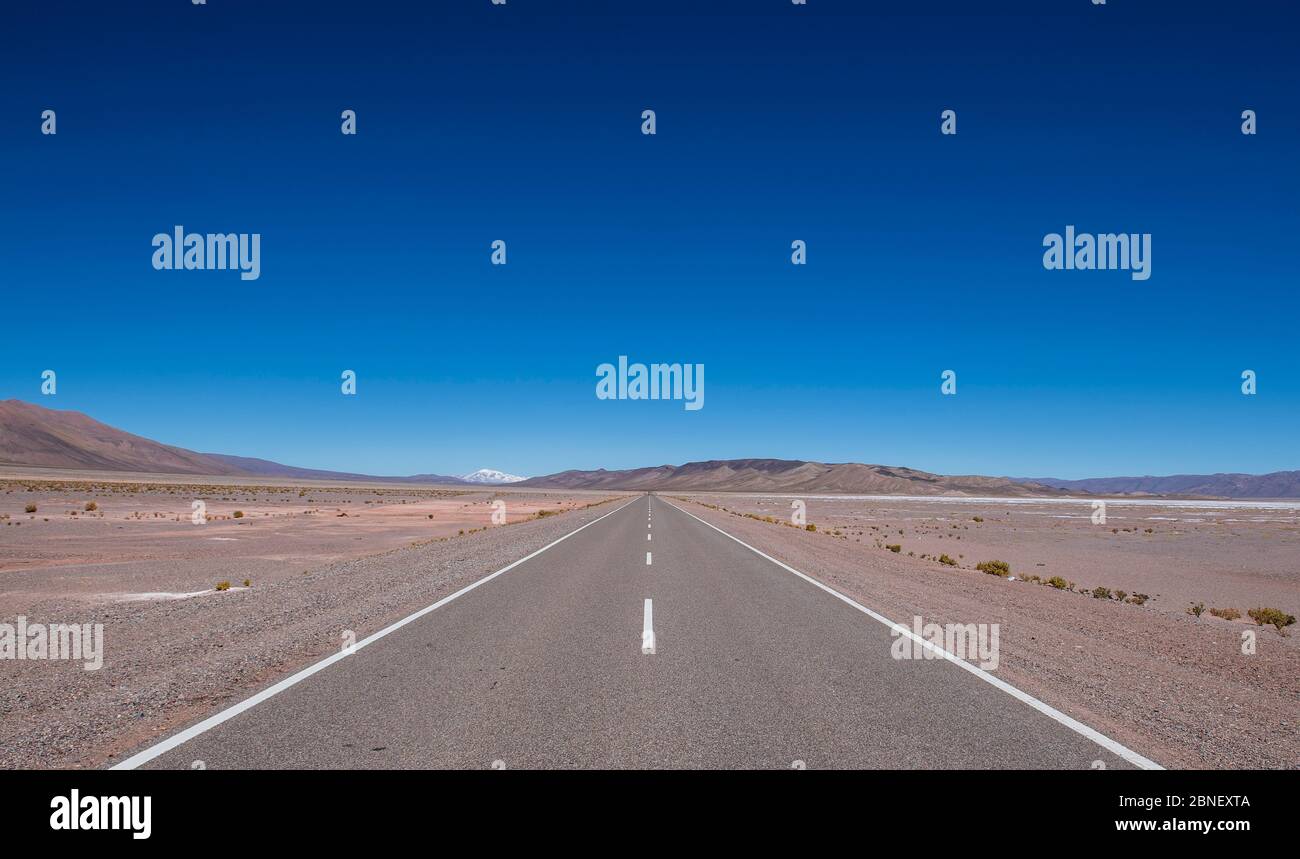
[[641, 599, 655, 654], [645, 551, 652, 565]]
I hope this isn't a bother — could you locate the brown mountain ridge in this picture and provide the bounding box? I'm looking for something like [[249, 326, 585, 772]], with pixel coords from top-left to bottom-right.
[[518, 459, 1057, 496], [3, 398, 1295, 497], [0, 399, 466, 484]]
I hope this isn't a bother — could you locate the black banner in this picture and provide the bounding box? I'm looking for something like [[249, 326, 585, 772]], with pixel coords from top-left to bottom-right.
[[5, 769, 1287, 846]]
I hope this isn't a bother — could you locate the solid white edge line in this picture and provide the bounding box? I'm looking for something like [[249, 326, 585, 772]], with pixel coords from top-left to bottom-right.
[[661, 498, 1164, 771], [642, 598, 655, 654], [110, 495, 641, 770]]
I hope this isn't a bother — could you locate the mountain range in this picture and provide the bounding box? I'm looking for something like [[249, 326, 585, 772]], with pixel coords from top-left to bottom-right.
[[518, 460, 1055, 496], [1015, 473, 1300, 500], [2, 398, 1296, 497]]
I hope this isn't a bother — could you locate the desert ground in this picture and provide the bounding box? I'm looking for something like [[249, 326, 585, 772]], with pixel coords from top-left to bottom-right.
[[0, 470, 628, 768], [1, 473, 1296, 769], [674, 492, 1300, 768], [0, 472, 609, 598]]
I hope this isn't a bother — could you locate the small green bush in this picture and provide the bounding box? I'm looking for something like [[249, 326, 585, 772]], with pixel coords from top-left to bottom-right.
[[214, 581, 231, 591], [232, 510, 245, 519], [24, 503, 37, 513], [84, 501, 97, 512], [805, 523, 816, 532], [1208, 607, 1240, 620], [1248, 607, 1296, 631], [886, 544, 902, 553], [1092, 587, 1112, 600], [1045, 575, 1069, 590], [1187, 602, 1205, 618], [938, 553, 958, 567], [976, 560, 1011, 577]]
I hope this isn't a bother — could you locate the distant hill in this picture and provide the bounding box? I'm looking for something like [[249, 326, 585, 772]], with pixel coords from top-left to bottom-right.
[[520, 458, 1060, 496], [0, 399, 466, 484], [1013, 473, 1300, 499], [0, 398, 235, 475], [200, 453, 466, 485]]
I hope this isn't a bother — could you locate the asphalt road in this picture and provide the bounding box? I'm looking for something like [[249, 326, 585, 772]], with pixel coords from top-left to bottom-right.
[[122, 495, 1152, 769]]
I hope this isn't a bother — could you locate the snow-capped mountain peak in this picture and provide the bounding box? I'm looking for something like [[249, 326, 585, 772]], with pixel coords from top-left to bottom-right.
[[461, 468, 527, 485]]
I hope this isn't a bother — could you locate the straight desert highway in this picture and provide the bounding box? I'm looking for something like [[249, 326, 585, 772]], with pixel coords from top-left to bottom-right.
[[121, 495, 1150, 769]]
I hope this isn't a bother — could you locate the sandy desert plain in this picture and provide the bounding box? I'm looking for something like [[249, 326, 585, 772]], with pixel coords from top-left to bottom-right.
[[0, 469, 1296, 769]]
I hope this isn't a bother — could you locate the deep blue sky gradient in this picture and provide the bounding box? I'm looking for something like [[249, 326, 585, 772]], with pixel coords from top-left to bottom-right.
[[1, 1, 1296, 478]]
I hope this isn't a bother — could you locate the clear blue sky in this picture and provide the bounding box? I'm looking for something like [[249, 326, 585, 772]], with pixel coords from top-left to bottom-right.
[[2, 1, 1296, 479]]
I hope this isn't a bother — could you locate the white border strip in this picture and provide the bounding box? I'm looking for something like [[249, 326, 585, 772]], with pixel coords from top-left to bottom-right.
[[111, 496, 639, 770], [660, 497, 1163, 770]]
